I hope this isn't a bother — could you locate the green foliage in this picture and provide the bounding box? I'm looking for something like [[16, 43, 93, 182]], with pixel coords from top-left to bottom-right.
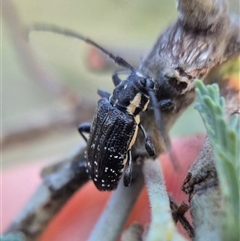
[[195, 79, 240, 240]]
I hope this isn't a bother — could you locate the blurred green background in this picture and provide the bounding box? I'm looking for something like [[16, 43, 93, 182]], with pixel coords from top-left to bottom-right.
[[6, 0, 240, 168]]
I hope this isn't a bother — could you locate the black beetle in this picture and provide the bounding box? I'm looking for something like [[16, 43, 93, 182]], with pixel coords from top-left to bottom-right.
[[29, 25, 173, 191]]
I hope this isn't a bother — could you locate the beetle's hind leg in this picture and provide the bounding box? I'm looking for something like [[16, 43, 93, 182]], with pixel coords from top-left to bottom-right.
[[78, 123, 91, 142], [139, 124, 155, 157], [123, 150, 133, 187]]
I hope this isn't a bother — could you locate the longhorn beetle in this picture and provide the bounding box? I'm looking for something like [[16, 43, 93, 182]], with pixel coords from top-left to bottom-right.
[[30, 25, 175, 191]]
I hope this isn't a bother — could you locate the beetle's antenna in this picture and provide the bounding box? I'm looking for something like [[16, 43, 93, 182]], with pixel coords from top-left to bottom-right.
[[27, 24, 134, 71], [147, 87, 179, 170]]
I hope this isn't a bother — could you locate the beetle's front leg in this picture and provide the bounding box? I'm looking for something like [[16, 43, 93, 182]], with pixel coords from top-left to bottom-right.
[[78, 123, 91, 143], [123, 149, 132, 187], [112, 73, 121, 86], [97, 89, 111, 99], [139, 123, 155, 157]]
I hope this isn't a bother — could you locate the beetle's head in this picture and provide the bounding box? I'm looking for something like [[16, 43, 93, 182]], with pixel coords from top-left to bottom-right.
[[110, 71, 155, 116]]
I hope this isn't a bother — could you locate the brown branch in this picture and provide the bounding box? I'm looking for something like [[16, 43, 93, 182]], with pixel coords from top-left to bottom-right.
[[170, 198, 194, 239], [182, 137, 225, 241], [224, 14, 240, 60], [6, 145, 89, 241], [176, 0, 229, 33], [137, 0, 239, 158], [2, 101, 95, 149]]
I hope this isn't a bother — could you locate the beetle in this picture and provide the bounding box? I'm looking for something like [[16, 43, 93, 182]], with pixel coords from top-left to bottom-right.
[[79, 69, 173, 191], [29, 25, 173, 191]]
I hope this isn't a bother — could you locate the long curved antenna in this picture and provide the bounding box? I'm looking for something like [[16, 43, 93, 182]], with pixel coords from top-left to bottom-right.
[[28, 24, 134, 71]]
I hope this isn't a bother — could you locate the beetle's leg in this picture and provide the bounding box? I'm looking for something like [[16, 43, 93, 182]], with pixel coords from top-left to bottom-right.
[[139, 124, 155, 157], [112, 73, 121, 86], [158, 99, 173, 110], [148, 98, 173, 111], [112, 69, 132, 86], [78, 123, 91, 143], [97, 89, 111, 99], [123, 150, 132, 187]]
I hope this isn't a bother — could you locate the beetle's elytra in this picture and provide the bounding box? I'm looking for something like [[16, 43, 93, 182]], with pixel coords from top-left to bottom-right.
[[79, 71, 159, 191], [30, 25, 173, 191]]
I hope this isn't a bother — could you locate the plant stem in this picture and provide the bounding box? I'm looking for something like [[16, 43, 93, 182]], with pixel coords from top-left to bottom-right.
[[143, 159, 187, 241], [87, 163, 144, 241]]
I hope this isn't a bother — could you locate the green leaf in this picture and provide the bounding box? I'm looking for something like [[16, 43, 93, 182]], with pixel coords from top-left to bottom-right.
[[194, 79, 240, 240]]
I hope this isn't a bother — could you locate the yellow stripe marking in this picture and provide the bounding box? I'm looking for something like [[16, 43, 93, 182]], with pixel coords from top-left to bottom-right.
[[127, 93, 142, 115]]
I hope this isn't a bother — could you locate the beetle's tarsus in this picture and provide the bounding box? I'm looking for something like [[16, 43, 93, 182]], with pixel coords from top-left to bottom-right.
[[138, 123, 155, 157], [123, 150, 133, 187], [112, 73, 122, 86], [145, 136, 156, 157], [98, 89, 111, 98]]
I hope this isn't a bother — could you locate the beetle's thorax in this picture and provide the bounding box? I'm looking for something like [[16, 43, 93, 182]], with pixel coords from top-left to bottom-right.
[[109, 72, 152, 116]]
